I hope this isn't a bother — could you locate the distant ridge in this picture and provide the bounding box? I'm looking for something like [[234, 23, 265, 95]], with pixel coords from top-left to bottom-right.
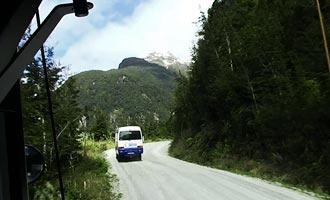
[[118, 57, 162, 69]]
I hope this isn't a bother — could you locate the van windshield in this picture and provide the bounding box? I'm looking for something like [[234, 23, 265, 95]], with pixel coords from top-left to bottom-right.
[[119, 131, 141, 140]]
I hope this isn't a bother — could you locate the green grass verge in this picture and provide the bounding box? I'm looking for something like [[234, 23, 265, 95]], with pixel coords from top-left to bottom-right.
[[30, 140, 122, 199], [62, 139, 122, 199]]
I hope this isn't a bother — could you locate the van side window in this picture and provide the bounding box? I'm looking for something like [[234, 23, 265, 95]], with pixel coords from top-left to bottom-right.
[[119, 131, 142, 140]]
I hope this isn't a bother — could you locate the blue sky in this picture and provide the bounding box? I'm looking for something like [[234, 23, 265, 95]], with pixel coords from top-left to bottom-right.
[[34, 0, 213, 75], [110, 0, 142, 21]]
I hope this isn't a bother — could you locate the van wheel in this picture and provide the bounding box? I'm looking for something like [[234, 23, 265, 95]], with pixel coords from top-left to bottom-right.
[[138, 154, 142, 161], [116, 155, 122, 162]]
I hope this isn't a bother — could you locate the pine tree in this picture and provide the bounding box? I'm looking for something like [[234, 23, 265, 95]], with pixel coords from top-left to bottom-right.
[[21, 46, 64, 169], [90, 108, 109, 140]]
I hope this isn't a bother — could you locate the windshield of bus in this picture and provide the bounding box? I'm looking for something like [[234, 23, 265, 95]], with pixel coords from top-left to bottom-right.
[[119, 131, 141, 140]]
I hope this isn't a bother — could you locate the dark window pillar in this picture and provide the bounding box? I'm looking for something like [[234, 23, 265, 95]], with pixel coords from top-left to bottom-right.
[[0, 81, 28, 200]]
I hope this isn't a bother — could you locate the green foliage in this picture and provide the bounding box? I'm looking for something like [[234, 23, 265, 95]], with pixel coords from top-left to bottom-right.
[[29, 140, 120, 200], [21, 46, 81, 169], [54, 77, 82, 167], [143, 121, 171, 141], [20, 32, 119, 198], [33, 181, 58, 199], [169, 0, 330, 195], [62, 140, 120, 200], [90, 108, 110, 140]]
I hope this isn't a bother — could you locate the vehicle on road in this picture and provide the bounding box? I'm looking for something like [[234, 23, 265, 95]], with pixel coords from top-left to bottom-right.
[[115, 126, 144, 161]]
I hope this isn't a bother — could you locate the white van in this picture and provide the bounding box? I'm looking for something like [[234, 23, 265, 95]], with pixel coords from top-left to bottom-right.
[[115, 126, 144, 161]]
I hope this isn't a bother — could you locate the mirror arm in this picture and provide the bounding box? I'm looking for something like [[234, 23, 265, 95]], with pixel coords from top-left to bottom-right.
[[0, 2, 93, 103]]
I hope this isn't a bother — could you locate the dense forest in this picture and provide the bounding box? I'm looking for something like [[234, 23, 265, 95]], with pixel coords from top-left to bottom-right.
[[169, 0, 330, 194]]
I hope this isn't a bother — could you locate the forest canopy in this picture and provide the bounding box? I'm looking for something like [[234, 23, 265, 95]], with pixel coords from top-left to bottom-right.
[[169, 0, 330, 194]]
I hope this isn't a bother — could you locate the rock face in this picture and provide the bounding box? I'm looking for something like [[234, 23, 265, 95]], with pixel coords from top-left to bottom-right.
[[118, 57, 161, 69]]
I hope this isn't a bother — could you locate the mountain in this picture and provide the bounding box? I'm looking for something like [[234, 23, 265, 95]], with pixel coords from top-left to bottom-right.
[[145, 52, 189, 75], [118, 57, 161, 69], [71, 57, 178, 129]]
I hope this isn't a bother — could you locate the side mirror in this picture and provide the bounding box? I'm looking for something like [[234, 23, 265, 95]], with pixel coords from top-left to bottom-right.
[[25, 145, 45, 184]]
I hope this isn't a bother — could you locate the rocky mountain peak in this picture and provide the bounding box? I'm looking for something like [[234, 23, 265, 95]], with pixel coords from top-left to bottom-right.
[[118, 57, 161, 69], [145, 52, 188, 74]]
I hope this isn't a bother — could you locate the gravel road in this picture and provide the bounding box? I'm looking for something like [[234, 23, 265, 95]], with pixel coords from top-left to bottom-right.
[[104, 141, 319, 200]]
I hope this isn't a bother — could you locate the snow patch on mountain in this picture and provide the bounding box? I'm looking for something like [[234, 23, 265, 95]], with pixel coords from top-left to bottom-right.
[[145, 52, 188, 73]]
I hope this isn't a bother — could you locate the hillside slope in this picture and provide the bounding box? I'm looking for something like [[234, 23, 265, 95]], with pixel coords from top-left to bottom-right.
[[72, 58, 178, 127]]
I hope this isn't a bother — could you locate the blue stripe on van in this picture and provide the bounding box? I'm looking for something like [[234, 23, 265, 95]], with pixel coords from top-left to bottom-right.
[[118, 147, 143, 156]]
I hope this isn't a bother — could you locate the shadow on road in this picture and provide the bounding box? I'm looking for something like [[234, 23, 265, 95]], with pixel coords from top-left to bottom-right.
[[116, 156, 143, 163]]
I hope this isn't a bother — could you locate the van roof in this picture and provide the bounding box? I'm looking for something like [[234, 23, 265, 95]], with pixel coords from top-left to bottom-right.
[[118, 126, 142, 132]]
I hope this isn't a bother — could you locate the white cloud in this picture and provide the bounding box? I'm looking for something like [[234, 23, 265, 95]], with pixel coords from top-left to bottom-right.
[[38, 0, 213, 74]]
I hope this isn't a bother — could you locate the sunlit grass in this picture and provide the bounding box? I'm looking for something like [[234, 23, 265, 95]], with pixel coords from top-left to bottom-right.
[[63, 139, 121, 199]]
